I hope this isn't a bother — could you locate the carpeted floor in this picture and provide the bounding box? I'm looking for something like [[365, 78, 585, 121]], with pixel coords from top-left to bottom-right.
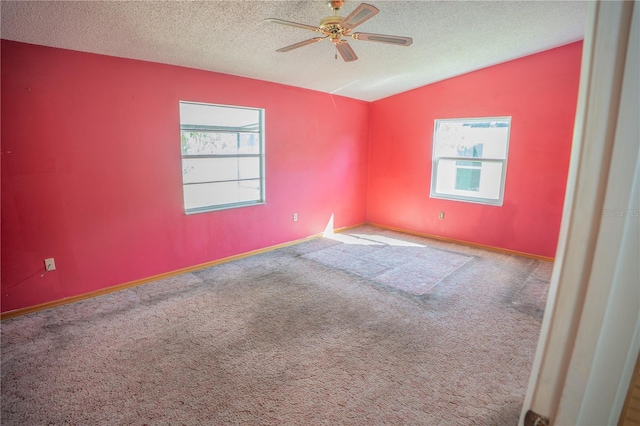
[[1, 225, 551, 425]]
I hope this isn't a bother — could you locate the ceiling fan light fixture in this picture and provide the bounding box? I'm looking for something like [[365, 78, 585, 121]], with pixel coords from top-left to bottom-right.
[[266, 2, 413, 62]]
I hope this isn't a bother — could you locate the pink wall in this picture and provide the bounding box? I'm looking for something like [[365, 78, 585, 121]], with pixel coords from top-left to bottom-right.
[[1, 40, 370, 313], [2, 40, 582, 313], [367, 42, 582, 258]]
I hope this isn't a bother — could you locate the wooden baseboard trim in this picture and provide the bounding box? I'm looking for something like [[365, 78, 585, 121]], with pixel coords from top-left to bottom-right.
[[332, 223, 366, 234], [368, 222, 555, 262], [1, 220, 547, 320], [1, 230, 334, 321]]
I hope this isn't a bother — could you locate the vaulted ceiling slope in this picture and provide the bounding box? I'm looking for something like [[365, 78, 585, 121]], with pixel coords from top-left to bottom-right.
[[1, 1, 587, 101]]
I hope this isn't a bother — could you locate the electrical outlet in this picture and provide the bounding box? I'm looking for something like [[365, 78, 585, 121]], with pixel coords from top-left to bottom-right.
[[293, 213, 298, 222], [44, 258, 56, 271], [439, 211, 445, 220]]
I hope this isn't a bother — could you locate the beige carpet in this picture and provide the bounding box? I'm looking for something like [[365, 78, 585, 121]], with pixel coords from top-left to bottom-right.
[[1, 225, 551, 425]]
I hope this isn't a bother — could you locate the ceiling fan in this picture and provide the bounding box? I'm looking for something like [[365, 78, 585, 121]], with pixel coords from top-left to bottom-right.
[[265, 0, 413, 62]]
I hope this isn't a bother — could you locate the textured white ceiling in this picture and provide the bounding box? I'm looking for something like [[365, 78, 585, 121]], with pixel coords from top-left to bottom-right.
[[1, 1, 587, 101]]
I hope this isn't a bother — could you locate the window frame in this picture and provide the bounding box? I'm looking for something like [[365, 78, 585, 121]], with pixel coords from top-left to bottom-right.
[[430, 117, 511, 206], [179, 101, 265, 214]]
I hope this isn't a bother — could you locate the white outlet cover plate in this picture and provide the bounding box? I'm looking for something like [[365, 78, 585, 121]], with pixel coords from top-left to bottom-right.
[[44, 258, 56, 271]]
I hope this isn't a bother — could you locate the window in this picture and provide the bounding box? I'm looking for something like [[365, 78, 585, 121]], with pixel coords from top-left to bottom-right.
[[430, 117, 511, 206], [179, 101, 265, 214]]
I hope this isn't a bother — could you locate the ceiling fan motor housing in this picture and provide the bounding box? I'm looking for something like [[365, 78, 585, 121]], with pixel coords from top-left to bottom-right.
[[320, 16, 347, 40]]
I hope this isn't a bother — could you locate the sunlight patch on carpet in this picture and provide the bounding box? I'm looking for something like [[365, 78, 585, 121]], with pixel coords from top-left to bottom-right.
[[303, 241, 473, 295]]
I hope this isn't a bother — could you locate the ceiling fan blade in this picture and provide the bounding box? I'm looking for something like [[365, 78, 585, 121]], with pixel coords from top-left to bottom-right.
[[340, 3, 379, 31], [335, 41, 358, 62], [277, 37, 326, 53], [264, 18, 323, 33], [351, 32, 413, 46]]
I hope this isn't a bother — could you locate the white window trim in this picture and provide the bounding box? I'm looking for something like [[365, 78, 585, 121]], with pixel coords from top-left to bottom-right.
[[179, 101, 265, 214], [430, 116, 511, 206]]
